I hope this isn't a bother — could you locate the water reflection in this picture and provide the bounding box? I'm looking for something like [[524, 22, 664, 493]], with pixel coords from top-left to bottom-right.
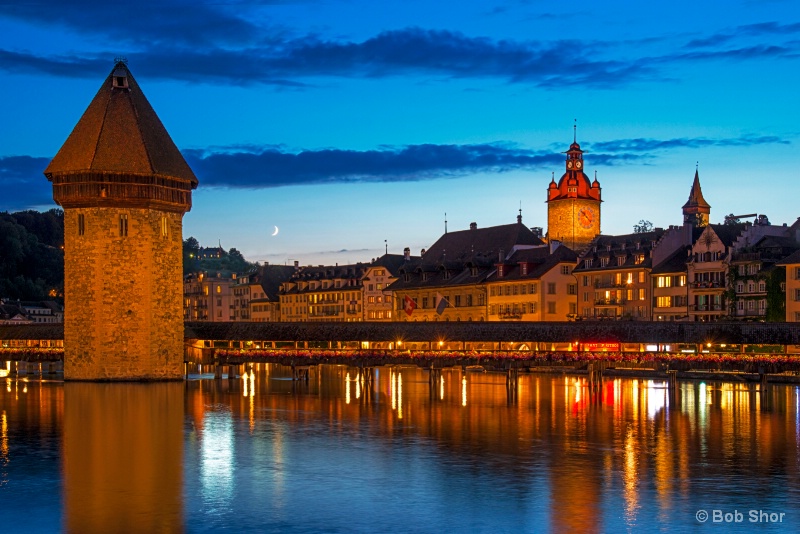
[[63, 382, 183, 533], [1, 367, 800, 531]]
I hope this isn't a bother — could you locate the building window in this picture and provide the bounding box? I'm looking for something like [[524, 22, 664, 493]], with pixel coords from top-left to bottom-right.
[[466, 295, 473, 306], [759, 281, 766, 292], [638, 272, 645, 283], [635, 254, 644, 264], [656, 296, 671, 308], [161, 216, 169, 237], [583, 276, 589, 287], [584, 259, 593, 268], [78, 213, 85, 236], [567, 284, 577, 295], [561, 265, 570, 275], [119, 214, 128, 237], [583, 292, 589, 302], [627, 289, 634, 301], [455, 295, 462, 307], [599, 258, 608, 267], [547, 282, 556, 295], [617, 256, 625, 266], [521, 264, 528, 275], [638, 289, 645, 300], [737, 282, 744, 293], [547, 301, 556, 314]]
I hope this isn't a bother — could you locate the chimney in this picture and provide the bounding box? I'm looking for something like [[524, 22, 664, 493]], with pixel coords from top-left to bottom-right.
[[550, 240, 561, 254], [421, 248, 426, 256], [470, 222, 477, 230], [404, 247, 410, 261], [498, 248, 505, 263], [294, 260, 299, 269]]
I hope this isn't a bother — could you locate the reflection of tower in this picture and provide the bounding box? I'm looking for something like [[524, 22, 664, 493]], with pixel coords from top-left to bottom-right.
[[546, 131, 601, 251], [44, 60, 197, 379], [63, 383, 183, 531], [682, 169, 710, 227]]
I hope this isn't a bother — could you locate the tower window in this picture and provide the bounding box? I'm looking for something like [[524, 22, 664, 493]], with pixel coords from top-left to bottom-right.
[[78, 213, 85, 236], [119, 214, 128, 237], [161, 217, 169, 237]]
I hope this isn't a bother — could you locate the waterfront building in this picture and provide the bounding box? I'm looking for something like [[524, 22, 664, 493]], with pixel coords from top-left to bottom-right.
[[650, 246, 691, 321], [232, 272, 250, 321], [19, 301, 63, 324], [573, 230, 664, 320], [779, 248, 800, 322], [247, 264, 296, 322], [0, 302, 33, 324], [686, 224, 744, 322], [183, 272, 235, 322], [485, 242, 578, 321], [279, 263, 368, 322], [546, 134, 601, 252], [389, 218, 545, 321], [44, 60, 196, 379], [727, 220, 800, 321], [362, 252, 413, 321]]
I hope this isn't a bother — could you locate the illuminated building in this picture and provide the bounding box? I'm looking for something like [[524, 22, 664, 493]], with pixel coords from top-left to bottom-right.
[[246, 264, 295, 322], [45, 60, 196, 379], [573, 230, 664, 320], [546, 134, 601, 252], [779, 248, 800, 322], [361, 252, 413, 321], [485, 242, 578, 321], [389, 218, 545, 322], [279, 263, 368, 322], [184, 272, 236, 322]]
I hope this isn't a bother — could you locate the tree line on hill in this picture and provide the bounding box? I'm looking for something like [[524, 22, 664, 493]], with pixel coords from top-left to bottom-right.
[[0, 209, 64, 301], [0, 209, 257, 301]]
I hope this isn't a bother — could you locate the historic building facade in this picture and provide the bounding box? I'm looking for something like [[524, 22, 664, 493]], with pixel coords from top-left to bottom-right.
[[546, 136, 601, 252], [45, 60, 196, 379]]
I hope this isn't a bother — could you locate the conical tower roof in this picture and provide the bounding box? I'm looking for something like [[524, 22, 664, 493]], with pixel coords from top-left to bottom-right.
[[682, 169, 710, 210], [45, 61, 196, 212]]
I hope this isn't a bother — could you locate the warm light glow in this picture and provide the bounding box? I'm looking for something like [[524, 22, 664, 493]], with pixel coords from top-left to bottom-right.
[[355, 373, 361, 400], [438, 341, 444, 347], [440, 375, 444, 400], [461, 375, 467, 406], [345, 372, 351, 404], [398, 372, 403, 419]]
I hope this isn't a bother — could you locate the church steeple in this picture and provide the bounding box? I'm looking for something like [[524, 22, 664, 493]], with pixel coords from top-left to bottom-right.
[[682, 167, 711, 227]]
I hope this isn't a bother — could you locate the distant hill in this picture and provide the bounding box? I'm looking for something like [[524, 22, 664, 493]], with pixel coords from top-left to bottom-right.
[[0, 209, 64, 300], [183, 236, 256, 276]]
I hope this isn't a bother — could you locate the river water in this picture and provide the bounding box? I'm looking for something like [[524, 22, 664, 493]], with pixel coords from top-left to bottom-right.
[[1, 365, 799, 533]]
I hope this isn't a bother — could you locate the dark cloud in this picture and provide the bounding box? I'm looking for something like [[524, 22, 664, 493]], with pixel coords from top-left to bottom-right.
[[589, 135, 789, 153], [182, 143, 569, 189], [0, 156, 57, 211], [0, 134, 785, 209]]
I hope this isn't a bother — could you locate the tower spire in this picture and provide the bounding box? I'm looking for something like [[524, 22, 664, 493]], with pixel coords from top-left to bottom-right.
[[573, 118, 577, 143]]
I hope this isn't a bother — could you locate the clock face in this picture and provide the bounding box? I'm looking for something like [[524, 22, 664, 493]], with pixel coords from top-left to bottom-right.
[[578, 207, 594, 228], [567, 161, 573, 169], [576, 161, 583, 169]]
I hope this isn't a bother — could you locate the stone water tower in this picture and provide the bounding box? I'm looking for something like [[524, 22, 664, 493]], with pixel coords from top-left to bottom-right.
[[44, 60, 197, 380]]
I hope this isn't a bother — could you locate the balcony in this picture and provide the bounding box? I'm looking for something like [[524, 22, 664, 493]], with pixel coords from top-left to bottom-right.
[[690, 281, 723, 289], [595, 298, 626, 306], [689, 304, 724, 312], [498, 312, 523, 320], [594, 281, 627, 289]]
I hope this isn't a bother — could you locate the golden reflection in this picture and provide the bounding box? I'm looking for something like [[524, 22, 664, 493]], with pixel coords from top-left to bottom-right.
[[1, 410, 7, 468], [624, 427, 640, 523], [398, 372, 403, 419], [346, 372, 351, 404], [461, 375, 467, 407], [356, 372, 361, 400], [390, 370, 396, 411], [440, 375, 444, 401], [63, 383, 183, 533]]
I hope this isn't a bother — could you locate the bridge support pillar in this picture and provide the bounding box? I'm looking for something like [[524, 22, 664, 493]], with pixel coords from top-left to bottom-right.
[[506, 368, 518, 404], [588, 363, 602, 390], [16, 361, 28, 377], [214, 364, 222, 380]]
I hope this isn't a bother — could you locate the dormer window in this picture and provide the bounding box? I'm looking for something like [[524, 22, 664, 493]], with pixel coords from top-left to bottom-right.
[[584, 259, 593, 268], [521, 263, 528, 275], [471, 266, 478, 276], [498, 265, 505, 277], [112, 66, 129, 89]]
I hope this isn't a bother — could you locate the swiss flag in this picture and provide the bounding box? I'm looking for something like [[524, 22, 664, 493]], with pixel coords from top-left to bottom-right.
[[403, 295, 417, 316]]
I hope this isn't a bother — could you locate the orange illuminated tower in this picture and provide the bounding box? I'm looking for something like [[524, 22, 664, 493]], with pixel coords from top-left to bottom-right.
[[44, 60, 197, 380], [546, 130, 601, 251]]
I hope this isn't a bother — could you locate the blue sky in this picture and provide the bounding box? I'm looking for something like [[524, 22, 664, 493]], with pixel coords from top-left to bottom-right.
[[1, 0, 798, 266]]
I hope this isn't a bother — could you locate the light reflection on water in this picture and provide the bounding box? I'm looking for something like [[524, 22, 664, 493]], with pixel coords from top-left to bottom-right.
[[1, 366, 800, 532]]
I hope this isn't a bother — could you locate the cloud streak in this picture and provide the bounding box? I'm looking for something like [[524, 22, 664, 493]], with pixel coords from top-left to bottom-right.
[[0, 133, 788, 210]]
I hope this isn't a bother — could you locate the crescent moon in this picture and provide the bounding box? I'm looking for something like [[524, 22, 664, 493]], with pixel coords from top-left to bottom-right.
[[272, 226, 279, 236]]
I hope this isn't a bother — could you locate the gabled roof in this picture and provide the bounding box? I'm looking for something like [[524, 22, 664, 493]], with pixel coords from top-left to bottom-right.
[[44, 61, 197, 186], [777, 249, 800, 266], [254, 265, 296, 301], [485, 244, 577, 282], [706, 223, 746, 247], [420, 222, 544, 265]]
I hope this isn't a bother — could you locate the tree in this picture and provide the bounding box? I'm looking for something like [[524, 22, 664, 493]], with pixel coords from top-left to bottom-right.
[[633, 220, 653, 233], [723, 214, 741, 225]]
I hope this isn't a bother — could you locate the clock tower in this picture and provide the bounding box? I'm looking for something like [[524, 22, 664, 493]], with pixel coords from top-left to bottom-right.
[[546, 132, 601, 251]]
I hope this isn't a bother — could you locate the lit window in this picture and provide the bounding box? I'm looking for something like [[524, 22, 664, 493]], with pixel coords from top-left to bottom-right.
[[78, 213, 85, 236], [119, 214, 128, 237]]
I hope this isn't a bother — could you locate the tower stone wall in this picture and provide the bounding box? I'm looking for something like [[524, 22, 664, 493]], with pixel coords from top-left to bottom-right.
[[63, 209, 184, 379]]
